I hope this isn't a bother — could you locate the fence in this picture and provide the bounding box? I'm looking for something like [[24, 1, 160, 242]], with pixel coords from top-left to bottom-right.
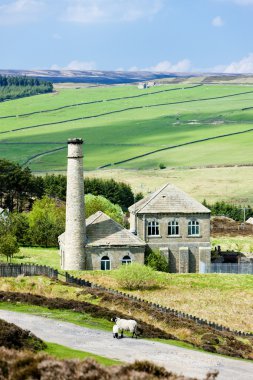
[[65, 273, 253, 337], [205, 263, 253, 274], [0, 263, 58, 279]]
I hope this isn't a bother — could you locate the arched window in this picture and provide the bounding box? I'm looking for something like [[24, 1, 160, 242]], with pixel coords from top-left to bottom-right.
[[122, 255, 131, 265], [101, 255, 111, 270], [148, 220, 159, 236], [168, 220, 179, 236], [188, 220, 200, 236]]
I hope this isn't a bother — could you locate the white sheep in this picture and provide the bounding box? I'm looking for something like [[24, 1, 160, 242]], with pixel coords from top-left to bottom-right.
[[111, 317, 138, 338], [112, 324, 119, 339]]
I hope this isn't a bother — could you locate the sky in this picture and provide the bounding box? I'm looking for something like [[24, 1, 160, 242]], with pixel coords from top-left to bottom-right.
[[1, 0, 253, 73]]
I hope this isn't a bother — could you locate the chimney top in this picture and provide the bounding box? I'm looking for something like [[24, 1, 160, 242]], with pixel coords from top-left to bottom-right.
[[68, 138, 83, 145]]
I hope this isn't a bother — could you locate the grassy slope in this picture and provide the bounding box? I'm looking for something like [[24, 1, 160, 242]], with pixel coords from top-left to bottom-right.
[[74, 271, 253, 333], [1, 84, 253, 171], [0, 256, 253, 333], [80, 166, 253, 205]]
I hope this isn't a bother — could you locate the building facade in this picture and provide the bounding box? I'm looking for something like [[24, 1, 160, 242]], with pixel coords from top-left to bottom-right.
[[59, 139, 211, 273], [129, 184, 211, 273]]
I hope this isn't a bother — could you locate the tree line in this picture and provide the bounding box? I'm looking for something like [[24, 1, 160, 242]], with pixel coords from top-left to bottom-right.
[[203, 200, 253, 222], [0, 159, 144, 255], [0, 159, 142, 212], [0, 75, 53, 102]]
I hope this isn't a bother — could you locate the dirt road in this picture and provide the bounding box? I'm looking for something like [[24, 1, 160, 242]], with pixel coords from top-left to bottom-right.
[[0, 310, 252, 380]]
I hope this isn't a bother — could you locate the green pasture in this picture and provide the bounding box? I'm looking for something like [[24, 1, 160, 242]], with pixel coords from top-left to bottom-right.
[[1, 84, 253, 170]]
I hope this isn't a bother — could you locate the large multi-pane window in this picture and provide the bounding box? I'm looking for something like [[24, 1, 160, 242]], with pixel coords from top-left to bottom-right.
[[101, 256, 111, 270], [168, 220, 179, 236], [148, 220, 159, 236], [122, 255, 131, 265], [188, 220, 200, 236]]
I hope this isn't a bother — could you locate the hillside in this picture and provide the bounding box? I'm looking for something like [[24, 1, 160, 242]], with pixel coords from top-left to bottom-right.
[[1, 82, 253, 175]]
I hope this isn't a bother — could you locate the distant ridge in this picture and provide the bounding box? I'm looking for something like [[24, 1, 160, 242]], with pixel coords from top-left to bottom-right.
[[0, 69, 180, 84], [0, 69, 251, 85]]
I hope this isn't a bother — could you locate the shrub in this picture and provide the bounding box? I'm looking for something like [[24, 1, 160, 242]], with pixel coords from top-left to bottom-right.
[[159, 163, 166, 169], [85, 194, 124, 225], [146, 249, 169, 272], [114, 263, 158, 290]]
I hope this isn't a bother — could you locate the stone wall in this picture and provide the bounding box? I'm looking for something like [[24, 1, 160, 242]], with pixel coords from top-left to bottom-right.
[[160, 243, 211, 273], [85, 246, 145, 270], [136, 213, 210, 243]]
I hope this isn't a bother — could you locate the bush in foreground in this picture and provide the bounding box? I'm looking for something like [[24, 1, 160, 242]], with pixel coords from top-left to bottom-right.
[[114, 263, 158, 290], [0, 347, 219, 380], [0, 318, 46, 351]]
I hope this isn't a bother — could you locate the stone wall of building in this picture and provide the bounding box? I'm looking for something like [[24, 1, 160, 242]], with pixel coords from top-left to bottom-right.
[[85, 246, 145, 270], [134, 212, 210, 273], [159, 242, 211, 273], [136, 213, 210, 243]]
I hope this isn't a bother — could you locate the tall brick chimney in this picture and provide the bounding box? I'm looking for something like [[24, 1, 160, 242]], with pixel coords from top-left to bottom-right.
[[63, 138, 86, 270]]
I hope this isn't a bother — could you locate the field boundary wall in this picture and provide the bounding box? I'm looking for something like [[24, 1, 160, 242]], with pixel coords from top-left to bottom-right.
[[0, 263, 58, 279]]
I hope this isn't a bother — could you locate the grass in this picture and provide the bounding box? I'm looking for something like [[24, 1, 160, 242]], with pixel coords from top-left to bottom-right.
[[43, 342, 121, 365], [0, 299, 243, 361], [76, 166, 253, 205], [0, 301, 112, 331], [2, 244, 253, 333], [1, 84, 253, 173], [77, 271, 253, 333], [0, 266, 253, 333], [211, 236, 253, 253], [6, 247, 61, 269]]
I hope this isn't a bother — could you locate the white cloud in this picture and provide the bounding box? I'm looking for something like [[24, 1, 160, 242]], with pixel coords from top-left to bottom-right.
[[223, 53, 253, 73], [206, 53, 253, 73], [0, 0, 44, 25], [143, 59, 192, 72], [50, 60, 97, 71], [61, 0, 163, 24], [212, 16, 224, 27]]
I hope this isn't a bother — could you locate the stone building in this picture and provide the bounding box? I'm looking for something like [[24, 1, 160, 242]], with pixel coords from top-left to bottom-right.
[[59, 138, 211, 273], [60, 211, 146, 270], [129, 183, 211, 273]]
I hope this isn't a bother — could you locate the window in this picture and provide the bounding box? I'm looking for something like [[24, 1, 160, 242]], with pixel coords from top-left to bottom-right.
[[188, 220, 200, 236], [168, 220, 179, 236], [148, 220, 159, 236], [122, 255, 131, 265], [101, 256, 111, 270]]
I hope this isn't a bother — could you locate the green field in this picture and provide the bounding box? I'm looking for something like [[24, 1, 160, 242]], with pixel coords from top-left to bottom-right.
[[1, 83, 253, 172]]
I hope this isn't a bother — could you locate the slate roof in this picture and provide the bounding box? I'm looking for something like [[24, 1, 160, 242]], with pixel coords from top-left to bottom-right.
[[129, 183, 210, 214], [58, 211, 146, 247], [86, 211, 145, 247]]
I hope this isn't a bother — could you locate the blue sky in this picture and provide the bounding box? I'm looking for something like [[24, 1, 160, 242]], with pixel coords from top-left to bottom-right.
[[1, 0, 253, 73]]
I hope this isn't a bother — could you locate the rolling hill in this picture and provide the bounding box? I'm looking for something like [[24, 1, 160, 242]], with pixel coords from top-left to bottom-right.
[[1, 81, 253, 173]]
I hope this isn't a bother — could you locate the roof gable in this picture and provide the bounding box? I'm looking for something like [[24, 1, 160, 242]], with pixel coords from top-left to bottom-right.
[[86, 211, 145, 246], [129, 183, 210, 214]]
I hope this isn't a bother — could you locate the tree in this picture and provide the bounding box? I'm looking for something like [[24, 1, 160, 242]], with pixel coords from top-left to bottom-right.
[[84, 178, 134, 210], [9, 212, 30, 246], [0, 159, 44, 212], [85, 194, 124, 225], [146, 249, 169, 272], [0, 233, 19, 262], [28, 196, 65, 247]]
